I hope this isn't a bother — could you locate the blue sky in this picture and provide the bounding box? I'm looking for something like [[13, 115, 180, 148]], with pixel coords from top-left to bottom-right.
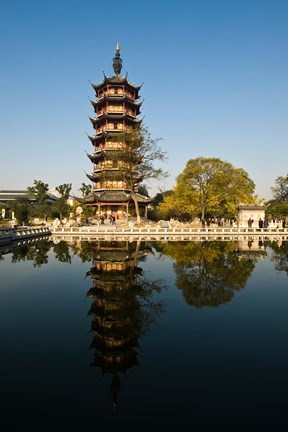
[[0, 0, 287, 200]]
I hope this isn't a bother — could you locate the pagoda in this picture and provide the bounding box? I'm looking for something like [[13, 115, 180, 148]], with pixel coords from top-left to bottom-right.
[[81, 44, 152, 219]]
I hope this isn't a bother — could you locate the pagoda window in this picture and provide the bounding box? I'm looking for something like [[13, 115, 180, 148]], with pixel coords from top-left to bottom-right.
[[108, 105, 122, 112], [114, 123, 118, 129], [105, 141, 125, 150], [106, 123, 112, 130]]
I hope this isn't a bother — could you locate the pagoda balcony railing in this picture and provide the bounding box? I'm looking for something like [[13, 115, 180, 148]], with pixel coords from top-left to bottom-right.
[[97, 91, 135, 100], [106, 107, 124, 112], [95, 127, 131, 135], [94, 144, 126, 152], [93, 167, 120, 173]]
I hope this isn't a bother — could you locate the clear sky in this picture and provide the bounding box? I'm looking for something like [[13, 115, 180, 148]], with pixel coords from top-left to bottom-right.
[[0, 0, 287, 200]]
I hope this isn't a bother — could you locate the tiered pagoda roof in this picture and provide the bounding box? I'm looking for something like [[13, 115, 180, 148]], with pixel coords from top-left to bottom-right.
[[78, 190, 152, 205]]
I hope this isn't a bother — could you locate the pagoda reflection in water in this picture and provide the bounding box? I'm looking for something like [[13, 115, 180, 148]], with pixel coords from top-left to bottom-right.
[[85, 239, 164, 410]]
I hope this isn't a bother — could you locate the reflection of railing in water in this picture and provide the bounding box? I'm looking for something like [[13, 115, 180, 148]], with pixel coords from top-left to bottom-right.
[[52, 233, 288, 243], [0, 227, 51, 246], [0, 235, 51, 255]]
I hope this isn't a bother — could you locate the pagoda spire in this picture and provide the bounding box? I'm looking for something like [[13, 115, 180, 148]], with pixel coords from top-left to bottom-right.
[[113, 42, 122, 76]]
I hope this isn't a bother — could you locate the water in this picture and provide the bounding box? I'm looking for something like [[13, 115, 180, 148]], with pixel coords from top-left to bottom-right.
[[0, 238, 288, 430]]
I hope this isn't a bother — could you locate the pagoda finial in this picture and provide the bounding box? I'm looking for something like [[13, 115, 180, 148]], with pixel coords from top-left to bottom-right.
[[113, 43, 122, 76]]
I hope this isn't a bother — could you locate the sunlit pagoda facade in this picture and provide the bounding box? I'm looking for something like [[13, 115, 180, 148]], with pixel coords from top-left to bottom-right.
[[82, 44, 152, 218]]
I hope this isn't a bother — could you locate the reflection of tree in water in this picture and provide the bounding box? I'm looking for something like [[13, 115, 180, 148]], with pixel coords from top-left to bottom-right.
[[155, 241, 257, 308], [11, 239, 52, 267], [52, 240, 72, 264], [269, 240, 288, 275], [3, 239, 73, 267], [85, 240, 165, 410]]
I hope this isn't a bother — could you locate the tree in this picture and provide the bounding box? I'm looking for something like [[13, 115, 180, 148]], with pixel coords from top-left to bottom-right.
[[158, 157, 255, 221], [109, 125, 168, 223], [266, 202, 288, 220], [271, 174, 288, 202], [27, 180, 50, 218], [152, 190, 173, 207], [79, 183, 91, 198], [54, 183, 72, 222], [10, 198, 31, 225], [137, 183, 150, 197]]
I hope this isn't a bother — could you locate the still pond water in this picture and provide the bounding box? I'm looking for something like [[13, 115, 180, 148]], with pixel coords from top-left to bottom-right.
[[0, 237, 288, 430]]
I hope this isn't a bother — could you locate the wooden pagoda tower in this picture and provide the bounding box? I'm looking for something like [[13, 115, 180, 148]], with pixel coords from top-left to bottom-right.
[[81, 44, 152, 219]]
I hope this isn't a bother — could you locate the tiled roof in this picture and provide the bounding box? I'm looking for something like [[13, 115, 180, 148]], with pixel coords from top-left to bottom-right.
[[76, 190, 152, 204]]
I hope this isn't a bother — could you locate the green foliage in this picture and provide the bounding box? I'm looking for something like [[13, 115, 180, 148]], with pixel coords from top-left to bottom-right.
[[27, 180, 50, 218], [110, 124, 168, 222], [271, 174, 288, 201], [152, 190, 173, 207], [266, 202, 288, 219], [157, 157, 255, 221], [138, 183, 150, 197], [10, 198, 31, 225], [79, 183, 91, 197], [56, 183, 72, 200], [110, 125, 168, 183], [52, 183, 72, 221]]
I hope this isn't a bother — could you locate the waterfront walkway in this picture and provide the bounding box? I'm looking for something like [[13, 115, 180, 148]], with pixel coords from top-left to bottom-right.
[[50, 224, 288, 241]]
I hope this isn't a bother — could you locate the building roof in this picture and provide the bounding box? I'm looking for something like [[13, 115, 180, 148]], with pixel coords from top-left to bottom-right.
[[238, 204, 267, 211], [0, 190, 30, 201], [90, 45, 142, 93], [76, 190, 152, 205], [89, 113, 142, 126], [0, 190, 59, 204], [90, 96, 142, 107], [91, 76, 142, 93]]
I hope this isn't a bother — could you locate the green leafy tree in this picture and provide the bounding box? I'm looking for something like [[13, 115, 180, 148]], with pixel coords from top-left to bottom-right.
[[271, 174, 288, 202], [27, 180, 50, 218], [54, 183, 72, 222], [158, 157, 255, 221], [109, 125, 168, 223], [266, 202, 288, 220], [138, 183, 150, 197], [79, 183, 91, 197], [10, 198, 31, 225]]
